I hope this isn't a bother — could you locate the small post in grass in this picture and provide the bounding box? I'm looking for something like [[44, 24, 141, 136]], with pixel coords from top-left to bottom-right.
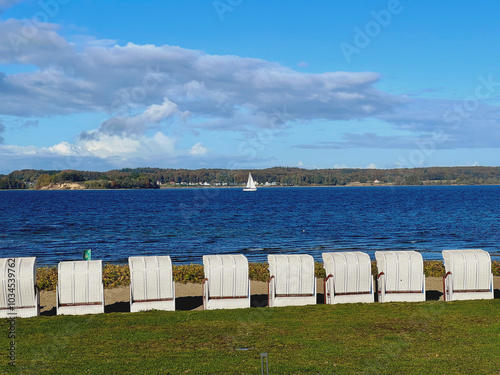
[[260, 352, 268, 375]]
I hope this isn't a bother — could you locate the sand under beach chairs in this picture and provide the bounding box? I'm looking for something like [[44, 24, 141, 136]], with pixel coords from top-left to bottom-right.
[[202, 254, 250, 310], [129, 256, 175, 312], [0, 257, 39, 318], [268, 254, 316, 307], [322, 252, 374, 304], [442, 249, 494, 301], [56, 260, 104, 315], [375, 251, 425, 303]]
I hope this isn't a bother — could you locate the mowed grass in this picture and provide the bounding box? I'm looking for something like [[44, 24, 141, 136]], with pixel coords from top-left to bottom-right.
[[2, 300, 500, 374]]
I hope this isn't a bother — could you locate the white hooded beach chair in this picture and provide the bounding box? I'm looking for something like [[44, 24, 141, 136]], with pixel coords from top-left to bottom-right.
[[442, 249, 494, 301], [129, 256, 175, 312], [268, 254, 316, 307], [375, 251, 425, 303], [0, 257, 39, 318], [57, 260, 104, 315], [322, 252, 374, 304], [202, 254, 250, 310]]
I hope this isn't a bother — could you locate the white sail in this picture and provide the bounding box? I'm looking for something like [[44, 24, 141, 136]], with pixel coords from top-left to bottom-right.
[[243, 173, 257, 191]]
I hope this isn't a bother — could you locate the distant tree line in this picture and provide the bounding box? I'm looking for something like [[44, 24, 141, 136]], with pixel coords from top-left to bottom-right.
[[2, 166, 500, 190], [0, 176, 26, 189]]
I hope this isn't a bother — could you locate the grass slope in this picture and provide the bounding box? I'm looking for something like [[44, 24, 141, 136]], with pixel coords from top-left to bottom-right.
[[3, 300, 500, 374]]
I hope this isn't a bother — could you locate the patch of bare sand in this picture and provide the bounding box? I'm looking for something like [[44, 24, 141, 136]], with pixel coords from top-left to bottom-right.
[[39, 277, 500, 316]]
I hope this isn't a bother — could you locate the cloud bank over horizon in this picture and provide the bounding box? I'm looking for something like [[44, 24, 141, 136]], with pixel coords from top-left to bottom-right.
[[1, 3, 499, 173]]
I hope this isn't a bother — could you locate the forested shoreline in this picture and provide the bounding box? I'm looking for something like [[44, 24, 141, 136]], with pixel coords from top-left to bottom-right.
[[1, 166, 500, 190]]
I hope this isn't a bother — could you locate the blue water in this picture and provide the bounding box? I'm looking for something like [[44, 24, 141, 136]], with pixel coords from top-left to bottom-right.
[[1, 186, 499, 265]]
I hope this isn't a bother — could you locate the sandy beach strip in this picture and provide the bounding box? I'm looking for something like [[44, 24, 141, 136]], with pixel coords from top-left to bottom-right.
[[39, 277, 500, 316]]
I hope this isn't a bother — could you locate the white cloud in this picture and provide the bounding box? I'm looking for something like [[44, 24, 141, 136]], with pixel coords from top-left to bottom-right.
[[0, 134, 271, 173], [142, 98, 177, 123], [4, 19, 498, 152], [0, 19, 73, 64], [0, 22, 401, 126], [48, 141, 76, 156], [68, 132, 176, 159], [366, 163, 377, 169], [1, 16, 500, 174], [189, 142, 207, 155], [98, 98, 178, 136], [0, 130, 177, 173]]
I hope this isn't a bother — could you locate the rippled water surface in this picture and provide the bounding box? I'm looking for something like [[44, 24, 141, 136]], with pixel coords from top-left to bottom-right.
[[1, 186, 499, 265]]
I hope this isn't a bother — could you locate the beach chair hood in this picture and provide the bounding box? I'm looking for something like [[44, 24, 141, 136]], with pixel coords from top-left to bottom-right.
[[57, 260, 104, 315], [267, 254, 317, 307], [322, 252, 374, 304], [203, 254, 249, 298], [375, 251, 425, 303], [129, 255, 175, 312], [442, 249, 493, 301]]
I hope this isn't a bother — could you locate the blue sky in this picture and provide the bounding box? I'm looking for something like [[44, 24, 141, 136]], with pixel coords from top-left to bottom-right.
[[0, 0, 499, 173]]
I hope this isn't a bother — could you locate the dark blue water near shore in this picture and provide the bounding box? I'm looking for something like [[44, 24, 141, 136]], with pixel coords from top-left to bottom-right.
[[1, 186, 499, 265]]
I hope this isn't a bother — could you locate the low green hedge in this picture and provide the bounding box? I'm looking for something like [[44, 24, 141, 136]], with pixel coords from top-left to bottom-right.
[[35, 261, 500, 291]]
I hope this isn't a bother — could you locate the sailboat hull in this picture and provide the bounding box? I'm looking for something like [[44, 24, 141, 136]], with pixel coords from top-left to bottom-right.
[[243, 172, 257, 191]]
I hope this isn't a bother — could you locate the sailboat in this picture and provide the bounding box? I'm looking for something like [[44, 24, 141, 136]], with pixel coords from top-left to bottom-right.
[[243, 173, 257, 192]]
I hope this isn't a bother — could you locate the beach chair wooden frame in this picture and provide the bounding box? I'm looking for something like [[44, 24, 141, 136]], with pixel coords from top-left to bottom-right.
[[268, 254, 317, 307], [202, 254, 250, 310], [56, 260, 104, 315], [0, 257, 39, 318], [442, 249, 494, 301], [129, 256, 175, 312], [375, 251, 425, 303], [322, 252, 374, 304]]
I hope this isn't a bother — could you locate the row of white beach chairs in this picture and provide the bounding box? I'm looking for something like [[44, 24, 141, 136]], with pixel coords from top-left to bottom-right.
[[0, 249, 495, 317]]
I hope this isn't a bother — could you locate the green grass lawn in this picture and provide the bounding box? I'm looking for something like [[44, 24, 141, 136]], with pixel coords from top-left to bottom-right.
[[3, 300, 500, 374]]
